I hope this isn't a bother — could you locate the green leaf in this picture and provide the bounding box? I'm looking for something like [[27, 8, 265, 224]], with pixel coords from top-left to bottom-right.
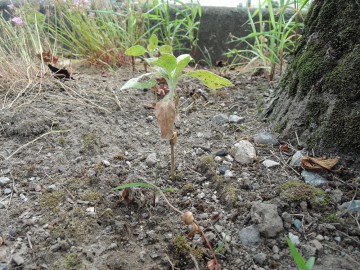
[[152, 54, 177, 76], [120, 73, 156, 90], [173, 54, 192, 78], [112, 182, 154, 190], [147, 34, 158, 54], [159, 45, 173, 54], [184, 70, 232, 89], [125, 45, 146, 56], [287, 237, 307, 270], [306, 257, 315, 270]]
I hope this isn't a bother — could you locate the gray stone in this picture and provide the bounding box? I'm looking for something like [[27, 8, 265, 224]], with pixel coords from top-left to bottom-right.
[[215, 149, 228, 156], [253, 132, 278, 145], [230, 140, 256, 164], [0, 263, 10, 270], [289, 232, 300, 246], [12, 254, 24, 266], [239, 224, 261, 247], [229, 115, 245, 123], [316, 234, 324, 241], [309, 239, 323, 253], [253, 253, 267, 266], [217, 164, 230, 174], [224, 170, 234, 178], [289, 151, 304, 167], [3, 188, 11, 195], [0, 177, 10, 187], [262, 159, 280, 168], [339, 200, 360, 214], [300, 201, 308, 212], [145, 153, 157, 167], [272, 245, 279, 254], [301, 170, 328, 186], [250, 202, 284, 238], [334, 236, 341, 242], [301, 244, 316, 257], [330, 189, 343, 203], [212, 114, 229, 125], [102, 160, 110, 167], [293, 219, 302, 230]]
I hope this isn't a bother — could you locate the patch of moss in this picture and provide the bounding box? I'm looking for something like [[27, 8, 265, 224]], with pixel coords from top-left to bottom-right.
[[57, 137, 68, 145], [40, 191, 65, 214], [173, 235, 204, 261], [82, 132, 98, 151], [83, 190, 102, 203], [66, 253, 81, 270], [65, 177, 85, 190], [322, 213, 342, 223], [223, 182, 239, 205], [277, 181, 331, 208], [181, 183, 195, 195], [197, 155, 215, 173]]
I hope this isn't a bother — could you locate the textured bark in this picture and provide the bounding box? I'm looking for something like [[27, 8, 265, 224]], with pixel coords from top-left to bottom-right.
[[266, 0, 360, 162]]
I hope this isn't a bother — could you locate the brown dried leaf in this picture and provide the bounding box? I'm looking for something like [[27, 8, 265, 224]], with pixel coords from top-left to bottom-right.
[[155, 98, 176, 139], [301, 156, 339, 171]]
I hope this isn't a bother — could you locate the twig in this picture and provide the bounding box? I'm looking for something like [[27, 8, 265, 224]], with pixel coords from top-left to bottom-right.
[[165, 254, 175, 270], [4, 129, 73, 161], [26, 233, 33, 249], [112, 88, 122, 110], [295, 131, 300, 146], [269, 149, 300, 176]]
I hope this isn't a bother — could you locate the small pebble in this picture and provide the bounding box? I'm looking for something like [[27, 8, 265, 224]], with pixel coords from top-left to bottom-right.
[[3, 188, 11, 195], [316, 234, 324, 241], [102, 160, 110, 167], [334, 236, 341, 242], [12, 254, 24, 266], [293, 219, 302, 230], [0, 177, 11, 187]]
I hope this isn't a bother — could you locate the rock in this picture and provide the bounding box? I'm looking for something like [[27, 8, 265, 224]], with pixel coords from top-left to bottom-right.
[[8, 228, 17, 238], [290, 151, 304, 167], [282, 212, 292, 229], [250, 202, 284, 238], [230, 140, 256, 164], [229, 115, 245, 123], [253, 253, 267, 266], [224, 170, 234, 178], [224, 155, 234, 162], [145, 153, 157, 167], [272, 245, 279, 254], [47, 184, 57, 192], [293, 219, 302, 230], [212, 114, 229, 125], [215, 149, 228, 156], [239, 225, 261, 247], [0, 177, 10, 187], [102, 160, 110, 167], [339, 200, 360, 214], [3, 188, 11, 195], [334, 236, 341, 242], [12, 254, 24, 266], [146, 116, 154, 122], [262, 159, 280, 168], [217, 164, 230, 174], [289, 232, 300, 246], [301, 244, 316, 257], [301, 170, 328, 186], [253, 132, 278, 145], [300, 201, 308, 212], [330, 189, 343, 203], [309, 239, 323, 253], [0, 262, 10, 270], [316, 234, 324, 241], [197, 192, 205, 199], [205, 232, 216, 241]]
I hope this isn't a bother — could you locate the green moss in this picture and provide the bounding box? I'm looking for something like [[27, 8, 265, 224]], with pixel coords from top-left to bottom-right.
[[173, 235, 191, 254], [66, 253, 80, 270], [223, 182, 239, 205], [197, 155, 215, 173], [322, 213, 342, 223], [83, 190, 102, 203], [277, 181, 331, 208], [181, 183, 195, 195], [82, 132, 98, 150], [40, 191, 65, 213]]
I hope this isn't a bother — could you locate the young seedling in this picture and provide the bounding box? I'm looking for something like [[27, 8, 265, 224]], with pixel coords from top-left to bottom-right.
[[121, 35, 232, 179], [286, 237, 315, 270]]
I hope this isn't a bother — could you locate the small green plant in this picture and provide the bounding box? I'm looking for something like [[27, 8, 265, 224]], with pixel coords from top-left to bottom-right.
[[287, 237, 315, 270], [228, 0, 310, 81], [122, 36, 232, 179]]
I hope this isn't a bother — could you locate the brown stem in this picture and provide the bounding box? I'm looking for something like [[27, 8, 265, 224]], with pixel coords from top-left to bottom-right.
[[193, 220, 220, 269], [170, 137, 175, 180]]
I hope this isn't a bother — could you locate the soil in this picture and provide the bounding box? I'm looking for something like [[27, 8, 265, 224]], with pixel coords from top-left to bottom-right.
[[0, 65, 359, 270]]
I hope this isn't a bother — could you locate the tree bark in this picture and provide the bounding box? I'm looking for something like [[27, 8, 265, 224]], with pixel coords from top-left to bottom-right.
[[266, 0, 360, 162]]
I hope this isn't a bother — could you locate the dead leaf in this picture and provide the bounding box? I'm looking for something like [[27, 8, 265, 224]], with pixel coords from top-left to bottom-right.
[[301, 156, 339, 171], [279, 144, 289, 151], [207, 259, 221, 270], [155, 98, 176, 140], [36, 51, 58, 64]]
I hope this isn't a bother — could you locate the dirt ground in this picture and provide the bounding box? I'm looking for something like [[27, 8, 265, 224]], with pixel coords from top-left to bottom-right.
[[0, 66, 359, 270]]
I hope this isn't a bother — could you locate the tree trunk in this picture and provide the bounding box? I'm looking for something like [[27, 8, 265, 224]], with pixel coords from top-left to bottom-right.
[[266, 0, 360, 162]]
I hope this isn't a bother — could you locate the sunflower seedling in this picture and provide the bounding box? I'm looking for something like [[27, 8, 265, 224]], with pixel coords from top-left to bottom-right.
[[121, 36, 232, 179]]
